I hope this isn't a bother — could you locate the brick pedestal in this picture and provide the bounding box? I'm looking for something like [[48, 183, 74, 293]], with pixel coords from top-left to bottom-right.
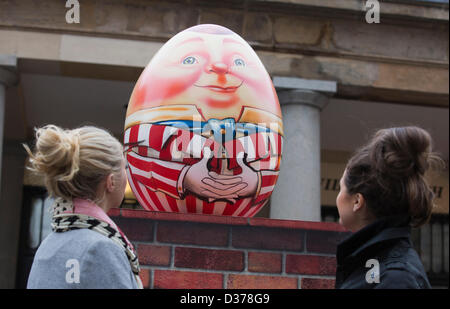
[[109, 209, 350, 289]]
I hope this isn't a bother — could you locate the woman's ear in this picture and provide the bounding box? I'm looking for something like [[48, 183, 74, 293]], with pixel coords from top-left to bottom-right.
[[353, 193, 366, 212], [105, 173, 115, 193]]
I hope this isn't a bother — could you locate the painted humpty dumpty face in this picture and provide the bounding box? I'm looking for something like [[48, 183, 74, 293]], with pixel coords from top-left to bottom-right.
[[125, 24, 281, 126]]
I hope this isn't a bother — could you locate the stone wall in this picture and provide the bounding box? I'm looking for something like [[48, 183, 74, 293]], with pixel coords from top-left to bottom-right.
[[0, 0, 448, 106]]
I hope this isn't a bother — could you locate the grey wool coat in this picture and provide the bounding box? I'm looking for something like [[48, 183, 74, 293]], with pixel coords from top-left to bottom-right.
[[27, 229, 139, 289]]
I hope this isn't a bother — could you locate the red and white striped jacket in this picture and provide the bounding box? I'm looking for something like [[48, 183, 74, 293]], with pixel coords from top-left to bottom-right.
[[124, 123, 283, 217]]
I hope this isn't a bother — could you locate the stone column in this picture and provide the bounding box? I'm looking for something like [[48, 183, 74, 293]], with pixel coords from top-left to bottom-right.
[[0, 84, 4, 169], [270, 77, 336, 221], [0, 55, 18, 191], [0, 55, 19, 289]]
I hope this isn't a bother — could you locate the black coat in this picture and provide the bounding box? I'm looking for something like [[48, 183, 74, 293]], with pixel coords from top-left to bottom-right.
[[335, 215, 431, 289]]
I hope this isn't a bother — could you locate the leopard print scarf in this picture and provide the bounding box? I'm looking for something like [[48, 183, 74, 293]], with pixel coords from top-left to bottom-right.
[[51, 198, 143, 289]]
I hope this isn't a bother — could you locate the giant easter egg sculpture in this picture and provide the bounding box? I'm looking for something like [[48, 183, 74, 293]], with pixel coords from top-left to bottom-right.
[[124, 24, 283, 217]]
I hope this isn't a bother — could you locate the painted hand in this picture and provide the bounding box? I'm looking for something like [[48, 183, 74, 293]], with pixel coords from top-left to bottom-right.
[[209, 152, 259, 199], [183, 148, 247, 203]]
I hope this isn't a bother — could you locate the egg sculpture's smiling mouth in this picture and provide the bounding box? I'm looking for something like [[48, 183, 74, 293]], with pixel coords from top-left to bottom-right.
[[195, 81, 243, 93]]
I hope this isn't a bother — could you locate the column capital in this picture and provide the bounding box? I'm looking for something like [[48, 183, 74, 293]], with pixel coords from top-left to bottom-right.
[[277, 89, 330, 111], [273, 76, 337, 93], [273, 76, 337, 111], [0, 55, 18, 87]]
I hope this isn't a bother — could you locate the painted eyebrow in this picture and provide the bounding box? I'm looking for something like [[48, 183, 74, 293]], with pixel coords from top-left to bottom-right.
[[175, 37, 205, 48], [223, 37, 246, 47]]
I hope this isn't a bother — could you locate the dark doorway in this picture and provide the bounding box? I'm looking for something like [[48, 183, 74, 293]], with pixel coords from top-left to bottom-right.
[[15, 186, 53, 288]]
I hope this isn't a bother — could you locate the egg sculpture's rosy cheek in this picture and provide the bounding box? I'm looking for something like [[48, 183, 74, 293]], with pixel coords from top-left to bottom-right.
[[131, 58, 204, 107], [124, 24, 283, 217]]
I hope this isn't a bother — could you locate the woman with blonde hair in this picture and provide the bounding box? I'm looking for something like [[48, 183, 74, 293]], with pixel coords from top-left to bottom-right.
[[25, 125, 142, 289]]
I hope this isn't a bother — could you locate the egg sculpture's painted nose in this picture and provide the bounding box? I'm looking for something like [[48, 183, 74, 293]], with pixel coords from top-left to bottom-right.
[[210, 62, 228, 74]]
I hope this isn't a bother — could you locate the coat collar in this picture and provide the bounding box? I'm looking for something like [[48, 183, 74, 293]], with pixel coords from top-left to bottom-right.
[[337, 215, 411, 264]]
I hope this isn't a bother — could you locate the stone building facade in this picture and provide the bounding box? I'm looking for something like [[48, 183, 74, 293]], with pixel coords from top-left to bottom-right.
[[0, 0, 448, 288]]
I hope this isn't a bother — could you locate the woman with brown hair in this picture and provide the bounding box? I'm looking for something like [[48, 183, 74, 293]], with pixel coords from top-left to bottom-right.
[[25, 125, 142, 289], [335, 126, 443, 289]]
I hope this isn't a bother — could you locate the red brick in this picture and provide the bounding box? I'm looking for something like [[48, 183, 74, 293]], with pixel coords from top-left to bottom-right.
[[113, 217, 154, 242], [306, 230, 350, 254], [248, 252, 282, 273], [249, 217, 347, 232], [286, 254, 336, 276], [120, 209, 161, 219], [301, 278, 335, 289], [120, 208, 248, 226], [232, 226, 303, 251], [227, 274, 297, 289], [107, 208, 121, 217], [157, 221, 229, 246], [154, 270, 223, 289], [139, 268, 151, 289], [138, 244, 171, 266], [175, 247, 244, 271]]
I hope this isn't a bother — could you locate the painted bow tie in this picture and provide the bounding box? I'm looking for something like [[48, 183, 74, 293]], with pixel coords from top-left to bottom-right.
[[158, 118, 270, 143]]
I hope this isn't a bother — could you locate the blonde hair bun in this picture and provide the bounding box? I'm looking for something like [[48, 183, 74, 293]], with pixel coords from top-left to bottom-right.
[[24, 125, 123, 201], [27, 125, 81, 182]]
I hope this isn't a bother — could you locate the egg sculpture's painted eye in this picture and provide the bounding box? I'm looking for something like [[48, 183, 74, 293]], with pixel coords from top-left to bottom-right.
[[182, 56, 197, 65], [234, 58, 245, 66]]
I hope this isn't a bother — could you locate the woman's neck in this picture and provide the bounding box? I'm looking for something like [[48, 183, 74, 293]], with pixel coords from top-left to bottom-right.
[[96, 198, 111, 214]]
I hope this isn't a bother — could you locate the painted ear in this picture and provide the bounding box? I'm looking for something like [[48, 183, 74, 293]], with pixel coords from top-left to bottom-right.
[[353, 193, 366, 212]]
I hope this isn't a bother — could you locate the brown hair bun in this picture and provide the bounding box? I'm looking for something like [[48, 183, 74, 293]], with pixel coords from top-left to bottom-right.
[[345, 126, 444, 227]]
